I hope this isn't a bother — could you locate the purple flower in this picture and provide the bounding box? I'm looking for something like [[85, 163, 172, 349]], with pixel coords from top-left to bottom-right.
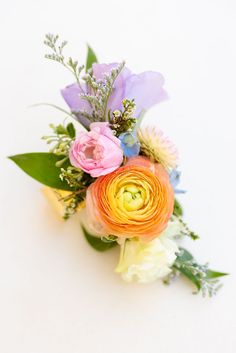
[[61, 63, 167, 128], [61, 82, 92, 129]]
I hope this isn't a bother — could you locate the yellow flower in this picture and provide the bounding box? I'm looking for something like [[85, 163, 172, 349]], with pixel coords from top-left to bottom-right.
[[42, 187, 84, 218], [85, 157, 174, 239]]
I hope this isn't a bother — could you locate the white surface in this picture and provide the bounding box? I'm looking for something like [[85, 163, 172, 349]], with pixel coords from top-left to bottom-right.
[[0, 1, 236, 352]]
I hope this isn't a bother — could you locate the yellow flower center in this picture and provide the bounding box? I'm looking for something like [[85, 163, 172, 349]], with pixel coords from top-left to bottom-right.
[[116, 184, 145, 211]]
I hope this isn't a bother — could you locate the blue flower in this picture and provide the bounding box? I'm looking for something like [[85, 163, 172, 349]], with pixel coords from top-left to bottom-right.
[[169, 169, 186, 194], [119, 132, 140, 158]]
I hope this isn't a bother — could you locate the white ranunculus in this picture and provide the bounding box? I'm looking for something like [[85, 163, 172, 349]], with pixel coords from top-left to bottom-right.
[[115, 221, 180, 283]]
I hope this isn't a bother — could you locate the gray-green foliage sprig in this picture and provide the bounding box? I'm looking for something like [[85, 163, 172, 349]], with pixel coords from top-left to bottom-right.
[[172, 199, 199, 240], [174, 258, 221, 297], [175, 216, 200, 240], [44, 33, 84, 86], [172, 248, 227, 297], [81, 61, 125, 121]]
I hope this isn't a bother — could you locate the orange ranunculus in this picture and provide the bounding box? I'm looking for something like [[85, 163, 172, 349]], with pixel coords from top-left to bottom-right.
[[85, 157, 174, 240]]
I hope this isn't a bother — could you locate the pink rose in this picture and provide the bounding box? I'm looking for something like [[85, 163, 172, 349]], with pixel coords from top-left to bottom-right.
[[69, 122, 123, 177]]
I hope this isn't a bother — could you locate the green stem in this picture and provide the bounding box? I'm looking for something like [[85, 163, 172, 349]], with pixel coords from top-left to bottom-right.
[[58, 188, 87, 202], [29, 103, 75, 118]]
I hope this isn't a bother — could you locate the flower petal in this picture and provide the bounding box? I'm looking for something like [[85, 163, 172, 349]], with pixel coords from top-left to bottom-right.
[[61, 82, 91, 113], [92, 63, 132, 113], [125, 71, 168, 116]]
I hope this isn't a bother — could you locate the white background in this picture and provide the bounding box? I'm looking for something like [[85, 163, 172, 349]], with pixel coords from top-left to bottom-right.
[[0, 1, 236, 352]]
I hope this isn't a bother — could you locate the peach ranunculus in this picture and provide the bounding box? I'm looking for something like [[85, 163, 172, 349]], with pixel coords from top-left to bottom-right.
[[85, 156, 174, 240]]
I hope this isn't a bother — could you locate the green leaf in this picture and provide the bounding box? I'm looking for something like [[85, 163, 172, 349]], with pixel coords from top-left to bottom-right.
[[66, 122, 76, 138], [206, 270, 228, 279], [173, 248, 228, 293], [176, 248, 193, 263], [9, 153, 73, 191], [173, 198, 183, 217], [86, 45, 97, 72], [173, 248, 201, 290], [176, 265, 202, 290], [81, 225, 117, 252]]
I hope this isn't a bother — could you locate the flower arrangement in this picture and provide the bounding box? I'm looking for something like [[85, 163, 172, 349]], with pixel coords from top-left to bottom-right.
[[9, 34, 227, 296]]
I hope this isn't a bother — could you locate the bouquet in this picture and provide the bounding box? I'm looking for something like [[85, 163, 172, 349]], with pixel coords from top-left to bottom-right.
[[9, 34, 227, 296]]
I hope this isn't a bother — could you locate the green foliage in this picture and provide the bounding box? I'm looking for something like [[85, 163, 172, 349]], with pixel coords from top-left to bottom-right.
[[60, 166, 94, 189], [44, 33, 84, 83], [42, 122, 76, 158], [60, 166, 84, 188], [171, 214, 199, 241], [44, 33, 67, 64], [9, 153, 73, 190], [86, 45, 98, 71], [178, 217, 199, 240], [173, 198, 183, 217], [109, 99, 137, 136], [66, 122, 76, 138], [59, 166, 94, 219], [81, 226, 118, 252], [206, 270, 228, 279], [173, 248, 228, 296]]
